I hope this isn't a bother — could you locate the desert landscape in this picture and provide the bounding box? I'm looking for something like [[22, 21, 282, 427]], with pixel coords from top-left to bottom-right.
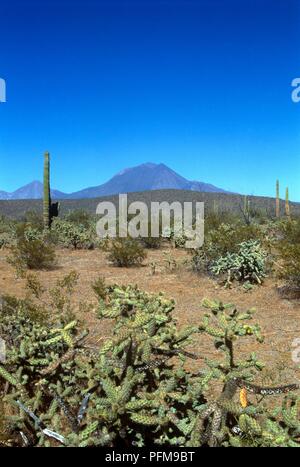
[[1, 0, 299, 450], [1, 245, 300, 379], [1, 158, 300, 447]]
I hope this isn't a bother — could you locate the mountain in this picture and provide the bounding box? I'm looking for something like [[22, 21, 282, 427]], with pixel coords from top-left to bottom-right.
[[67, 163, 228, 199], [0, 191, 9, 200], [0, 163, 229, 200], [0, 181, 67, 200]]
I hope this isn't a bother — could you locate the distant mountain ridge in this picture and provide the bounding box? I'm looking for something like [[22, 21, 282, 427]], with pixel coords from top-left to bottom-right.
[[0, 181, 66, 200], [0, 163, 229, 200]]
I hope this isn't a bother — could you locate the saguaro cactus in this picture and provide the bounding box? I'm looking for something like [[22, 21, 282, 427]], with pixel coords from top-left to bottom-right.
[[240, 195, 251, 225], [43, 151, 51, 229], [276, 179, 280, 218], [43, 151, 60, 229], [285, 187, 291, 218], [213, 200, 218, 215]]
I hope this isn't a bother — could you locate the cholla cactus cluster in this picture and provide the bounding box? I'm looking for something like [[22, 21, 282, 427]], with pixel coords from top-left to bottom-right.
[[211, 240, 267, 286], [0, 282, 299, 447], [0, 216, 16, 249], [51, 218, 99, 250], [187, 299, 300, 447]]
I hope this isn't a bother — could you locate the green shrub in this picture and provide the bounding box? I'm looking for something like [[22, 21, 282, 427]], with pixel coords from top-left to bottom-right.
[[0, 216, 16, 249], [0, 232, 13, 249], [208, 223, 262, 257], [7, 225, 56, 273], [51, 218, 97, 250], [107, 237, 147, 267], [204, 211, 239, 233], [192, 222, 262, 274], [65, 210, 93, 228], [276, 220, 300, 291], [140, 235, 162, 249], [210, 240, 267, 286], [91, 276, 107, 300], [23, 226, 44, 242], [160, 226, 190, 249], [21, 211, 44, 230]]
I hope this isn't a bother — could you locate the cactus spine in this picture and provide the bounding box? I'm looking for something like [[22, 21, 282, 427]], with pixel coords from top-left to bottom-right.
[[285, 187, 291, 218], [276, 179, 280, 218], [43, 152, 51, 229]]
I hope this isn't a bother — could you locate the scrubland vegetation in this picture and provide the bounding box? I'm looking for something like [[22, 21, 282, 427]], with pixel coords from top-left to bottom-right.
[[0, 201, 300, 447]]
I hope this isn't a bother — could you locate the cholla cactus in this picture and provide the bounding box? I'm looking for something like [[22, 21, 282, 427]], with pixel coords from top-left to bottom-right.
[[211, 240, 267, 286], [51, 219, 98, 250], [0, 284, 203, 446], [189, 299, 299, 447], [0, 283, 299, 447]]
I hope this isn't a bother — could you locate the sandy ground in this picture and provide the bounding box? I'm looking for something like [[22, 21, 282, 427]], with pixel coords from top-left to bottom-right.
[[1, 246, 300, 389]]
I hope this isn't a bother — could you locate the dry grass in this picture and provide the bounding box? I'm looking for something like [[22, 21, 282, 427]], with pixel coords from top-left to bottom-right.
[[1, 245, 300, 387]]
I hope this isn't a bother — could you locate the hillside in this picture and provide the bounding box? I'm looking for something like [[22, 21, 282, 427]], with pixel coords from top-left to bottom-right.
[[0, 189, 299, 219]]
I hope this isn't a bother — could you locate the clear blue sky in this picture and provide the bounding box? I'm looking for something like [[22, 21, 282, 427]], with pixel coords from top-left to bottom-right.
[[0, 0, 300, 199]]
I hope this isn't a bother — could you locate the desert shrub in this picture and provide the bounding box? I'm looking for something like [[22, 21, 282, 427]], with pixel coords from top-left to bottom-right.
[[48, 271, 80, 323], [0, 285, 299, 447], [192, 222, 262, 274], [170, 228, 189, 249], [210, 240, 267, 286], [160, 226, 191, 249], [2, 270, 81, 330], [65, 210, 93, 228], [0, 291, 49, 326], [0, 216, 16, 249], [21, 211, 44, 230], [23, 226, 44, 242], [276, 220, 300, 292], [140, 230, 162, 249], [204, 211, 239, 232], [7, 225, 56, 273], [0, 232, 13, 249], [141, 236, 161, 249], [91, 276, 107, 300], [51, 218, 97, 250], [0, 271, 80, 329], [107, 237, 147, 267], [208, 223, 262, 257]]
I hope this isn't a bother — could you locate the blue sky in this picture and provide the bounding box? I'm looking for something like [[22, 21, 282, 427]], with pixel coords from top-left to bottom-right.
[[0, 0, 300, 199]]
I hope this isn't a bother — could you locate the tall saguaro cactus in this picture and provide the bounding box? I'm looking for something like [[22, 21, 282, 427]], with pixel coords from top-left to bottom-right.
[[285, 187, 291, 218], [43, 151, 51, 229], [213, 200, 218, 215], [276, 179, 280, 218], [241, 195, 251, 225]]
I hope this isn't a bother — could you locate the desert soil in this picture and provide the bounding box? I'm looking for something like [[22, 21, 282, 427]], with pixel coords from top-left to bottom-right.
[[1, 246, 300, 393]]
